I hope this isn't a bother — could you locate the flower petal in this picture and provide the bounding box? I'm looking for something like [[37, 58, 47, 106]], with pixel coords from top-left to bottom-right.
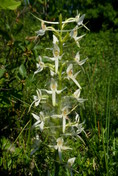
[[71, 77, 81, 89], [52, 90, 56, 106], [32, 113, 40, 121]]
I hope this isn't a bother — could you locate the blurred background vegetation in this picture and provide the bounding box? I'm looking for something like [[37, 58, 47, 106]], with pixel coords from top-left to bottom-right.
[[0, 0, 118, 175]]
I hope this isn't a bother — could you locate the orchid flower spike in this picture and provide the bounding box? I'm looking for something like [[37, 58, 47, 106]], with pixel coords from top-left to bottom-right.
[[66, 64, 81, 89], [34, 56, 45, 75]]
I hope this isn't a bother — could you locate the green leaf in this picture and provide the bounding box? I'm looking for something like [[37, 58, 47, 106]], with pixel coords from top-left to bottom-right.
[[19, 64, 27, 78], [0, 68, 6, 78], [0, 0, 21, 10]]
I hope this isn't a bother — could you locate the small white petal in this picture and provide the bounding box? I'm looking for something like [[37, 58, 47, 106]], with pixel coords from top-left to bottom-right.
[[53, 35, 59, 44], [62, 116, 66, 133], [67, 157, 76, 167], [76, 14, 85, 25], [74, 71, 81, 79], [52, 90, 56, 106], [39, 121, 44, 131], [75, 52, 80, 62], [35, 100, 40, 106], [51, 114, 62, 118], [74, 89, 81, 98], [71, 77, 81, 89], [44, 89, 52, 94], [55, 58, 59, 73], [32, 113, 40, 121]]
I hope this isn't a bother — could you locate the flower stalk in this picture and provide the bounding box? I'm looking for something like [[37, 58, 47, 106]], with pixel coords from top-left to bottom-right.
[[29, 12, 88, 175]]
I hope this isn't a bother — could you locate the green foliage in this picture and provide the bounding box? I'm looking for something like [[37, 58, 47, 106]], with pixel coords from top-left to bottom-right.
[[0, 0, 21, 10]]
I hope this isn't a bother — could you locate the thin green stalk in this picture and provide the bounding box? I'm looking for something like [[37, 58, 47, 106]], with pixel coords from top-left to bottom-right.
[[54, 151, 60, 176], [102, 128, 107, 173], [58, 14, 63, 114], [105, 76, 111, 176]]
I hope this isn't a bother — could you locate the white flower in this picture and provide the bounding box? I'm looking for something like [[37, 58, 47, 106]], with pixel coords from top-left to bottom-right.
[[34, 56, 45, 74], [32, 112, 45, 131], [29, 89, 47, 111], [74, 52, 88, 66], [45, 44, 63, 73], [67, 157, 76, 167], [44, 78, 65, 106], [75, 14, 85, 26], [35, 21, 46, 37], [73, 89, 87, 103], [65, 113, 86, 144], [51, 106, 69, 133], [70, 27, 85, 47], [75, 14, 89, 30], [66, 64, 81, 89], [52, 137, 72, 161]]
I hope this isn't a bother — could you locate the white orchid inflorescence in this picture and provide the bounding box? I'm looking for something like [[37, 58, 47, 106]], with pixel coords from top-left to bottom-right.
[[29, 13, 88, 175]]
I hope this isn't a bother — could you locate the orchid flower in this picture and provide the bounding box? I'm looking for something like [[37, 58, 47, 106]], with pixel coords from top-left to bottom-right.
[[65, 113, 86, 144], [75, 14, 85, 26], [29, 89, 47, 111], [35, 21, 46, 37], [73, 89, 87, 103], [74, 52, 88, 66], [66, 64, 81, 89], [70, 27, 85, 47], [72, 113, 86, 144], [67, 157, 76, 176], [51, 137, 72, 161], [44, 78, 65, 106], [75, 14, 89, 31], [45, 44, 63, 73], [35, 20, 56, 38], [51, 106, 69, 133], [34, 56, 45, 75], [32, 112, 45, 131]]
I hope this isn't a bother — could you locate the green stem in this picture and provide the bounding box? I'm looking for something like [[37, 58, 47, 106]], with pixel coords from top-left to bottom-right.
[[54, 150, 60, 176], [58, 14, 63, 114]]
